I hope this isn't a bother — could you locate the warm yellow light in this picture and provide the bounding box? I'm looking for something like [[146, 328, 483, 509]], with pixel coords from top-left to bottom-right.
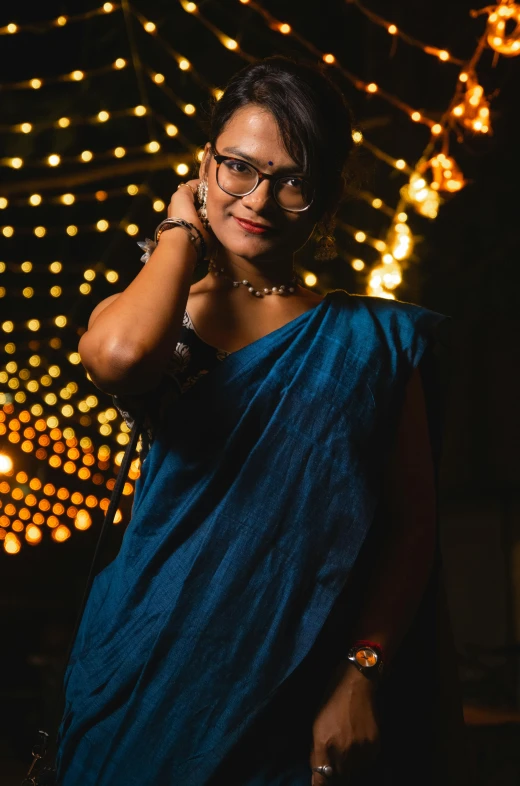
[[55, 316, 67, 327], [352, 259, 365, 271], [56, 15, 67, 26], [223, 37, 238, 50], [29, 194, 42, 206], [144, 21, 156, 33], [79, 283, 91, 295], [372, 198, 383, 209], [2, 320, 14, 332], [355, 231, 367, 242], [184, 104, 196, 115], [21, 261, 32, 271], [323, 53, 335, 64], [61, 193, 75, 205], [50, 286, 62, 297], [153, 72, 165, 83], [75, 510, 92, 530], [383, 253, 394, 264], [452, 105, 464, 117], [0, 198, 8, 208], [125, 224, 139, 236], [27, 319, 40, 331], [66, 225, 78, 236], [48, 154, 61, 166], [304, 273, 317, 287], [105, 270, 119, 283], [71, 70, 84, 81], [178, 59, 191, 71], [366, 83, 378, 93], [103, 2, 114, 11], [80, 150, 93, 162], [26, 525, 43, 544], [7, 23, 18, 33], [53, 524, 71, 542], [176, 163, 189, 176], [185, 2, 197, 11], [30, 79, 42, 89], [68, 352, 81, 365], [166, 124, 178, 136], [431, 123, 442, 135], [49, 261, 62, 272], [97, 110, 110, 122], [438, 50, 450, 61], [10, 158, 23, 169], [127, 184, 139, 195], [459, 72, 468, 83], [279, 23, 291, 34], [153, 200, 165, 212], [58, 117, 70, 128], [395, 159, 406, 170], [84, 269, 96, 281], [114, 146, 126, 158], [2, 227, 14, 238], [213, 88, 224, 101], [0, 454, 13, 473], [388, 24, 397, 35], [34, 226, 46, 237], [4, 532, 21, 554], [96, 219, 109, 232], [397, 212, 408, 222], [146, 141, 161, 153], [114, 58, 126, 69], [134, 105, 147, 116], [411, 111, 421, 122], [20, 123, 32, 133]]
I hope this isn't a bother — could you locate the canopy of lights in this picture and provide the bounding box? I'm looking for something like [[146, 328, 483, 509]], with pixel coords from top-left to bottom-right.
[[1, 0, 518, 553]]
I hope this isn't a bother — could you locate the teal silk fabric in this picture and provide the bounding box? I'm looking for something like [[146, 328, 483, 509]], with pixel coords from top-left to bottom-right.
[[56, 289, 454, 784]]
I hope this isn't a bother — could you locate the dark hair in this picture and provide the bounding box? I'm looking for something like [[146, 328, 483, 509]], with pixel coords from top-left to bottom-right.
[[206, 56, 354, 220]]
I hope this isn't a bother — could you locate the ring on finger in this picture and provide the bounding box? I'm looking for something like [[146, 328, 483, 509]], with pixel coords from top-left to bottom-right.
[[311, 765, 335, 778], [177, 182, 196, 196]]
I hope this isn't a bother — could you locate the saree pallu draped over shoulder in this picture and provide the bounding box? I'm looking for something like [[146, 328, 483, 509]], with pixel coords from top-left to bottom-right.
[[56, 289, 468, 785]]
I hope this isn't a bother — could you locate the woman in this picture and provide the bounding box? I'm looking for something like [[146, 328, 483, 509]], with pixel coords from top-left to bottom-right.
[[56, 57, 468, 784]]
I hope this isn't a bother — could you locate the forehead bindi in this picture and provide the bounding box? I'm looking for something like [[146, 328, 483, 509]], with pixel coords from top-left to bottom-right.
[[217, 105, 298, 172]]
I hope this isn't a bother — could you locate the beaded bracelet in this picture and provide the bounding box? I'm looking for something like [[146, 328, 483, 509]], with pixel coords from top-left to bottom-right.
[[137, 217, 207, 265]]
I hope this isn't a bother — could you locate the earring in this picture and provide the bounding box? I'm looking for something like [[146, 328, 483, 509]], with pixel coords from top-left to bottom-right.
[[314, 215, 338, 261], [197, 179, 210, 231]]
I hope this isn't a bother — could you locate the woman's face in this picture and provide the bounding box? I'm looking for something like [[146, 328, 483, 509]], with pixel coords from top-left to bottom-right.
[[199, 104, 318, 265]]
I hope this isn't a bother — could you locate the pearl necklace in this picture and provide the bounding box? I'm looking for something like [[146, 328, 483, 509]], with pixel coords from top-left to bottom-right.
[[208, 259, 299, 298]]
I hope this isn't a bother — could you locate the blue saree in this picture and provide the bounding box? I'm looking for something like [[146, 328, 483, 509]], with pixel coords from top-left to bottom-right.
[[56, 288, 464, 785]]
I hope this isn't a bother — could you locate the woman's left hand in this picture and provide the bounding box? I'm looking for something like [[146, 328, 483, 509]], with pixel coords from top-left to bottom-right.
[[309, 661, 381, 784]]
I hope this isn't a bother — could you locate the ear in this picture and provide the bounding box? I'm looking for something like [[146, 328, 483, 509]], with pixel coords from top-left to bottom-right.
[[198, 142, 212, 180]]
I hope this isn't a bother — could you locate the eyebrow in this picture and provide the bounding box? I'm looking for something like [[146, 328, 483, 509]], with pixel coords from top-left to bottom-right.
[[220, 146, 304, 175]]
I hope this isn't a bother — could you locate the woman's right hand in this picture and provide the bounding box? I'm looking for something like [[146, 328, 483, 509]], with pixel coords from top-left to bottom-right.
[[167, 177, 217, 258]]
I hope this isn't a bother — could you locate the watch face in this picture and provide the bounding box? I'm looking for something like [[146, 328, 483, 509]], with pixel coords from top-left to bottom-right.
[[354, 647, 378, 668]]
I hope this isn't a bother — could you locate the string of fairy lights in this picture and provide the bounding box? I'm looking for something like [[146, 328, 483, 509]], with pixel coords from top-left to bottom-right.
[[197, 0, 517, 297], [1, 0, 518, 554]]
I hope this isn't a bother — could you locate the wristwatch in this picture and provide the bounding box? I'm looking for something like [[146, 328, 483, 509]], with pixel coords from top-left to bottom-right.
[[347, 642, 385, 680]]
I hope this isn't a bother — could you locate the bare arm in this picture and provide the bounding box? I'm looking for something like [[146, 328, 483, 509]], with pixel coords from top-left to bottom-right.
[[79, 178, 209, 396], [345, 364, 437, 672]]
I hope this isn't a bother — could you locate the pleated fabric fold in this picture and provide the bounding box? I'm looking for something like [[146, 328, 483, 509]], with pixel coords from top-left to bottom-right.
[[56, 289, 464, 785]]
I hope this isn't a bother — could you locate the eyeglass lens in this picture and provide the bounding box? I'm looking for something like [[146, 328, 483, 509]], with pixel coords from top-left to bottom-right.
[[217, 158, 311, 211]]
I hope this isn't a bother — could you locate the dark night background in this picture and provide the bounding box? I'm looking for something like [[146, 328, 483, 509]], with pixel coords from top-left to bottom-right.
[[1, 0, 520, 782]]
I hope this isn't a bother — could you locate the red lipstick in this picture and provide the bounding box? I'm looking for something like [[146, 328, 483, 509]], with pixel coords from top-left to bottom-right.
[[233, 217, 272, 235]]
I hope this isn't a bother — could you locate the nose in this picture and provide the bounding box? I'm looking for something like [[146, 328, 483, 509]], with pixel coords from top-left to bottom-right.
[[240, 178, 273, 212]]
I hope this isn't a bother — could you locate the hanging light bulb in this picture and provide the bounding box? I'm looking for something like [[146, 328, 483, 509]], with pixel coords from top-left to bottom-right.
[[486, 2, 520, 56], [427, 153, 466, 193], [400, 171, 441, 219], [451, 70, 491, 134], [387, 221, 414, 261]]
